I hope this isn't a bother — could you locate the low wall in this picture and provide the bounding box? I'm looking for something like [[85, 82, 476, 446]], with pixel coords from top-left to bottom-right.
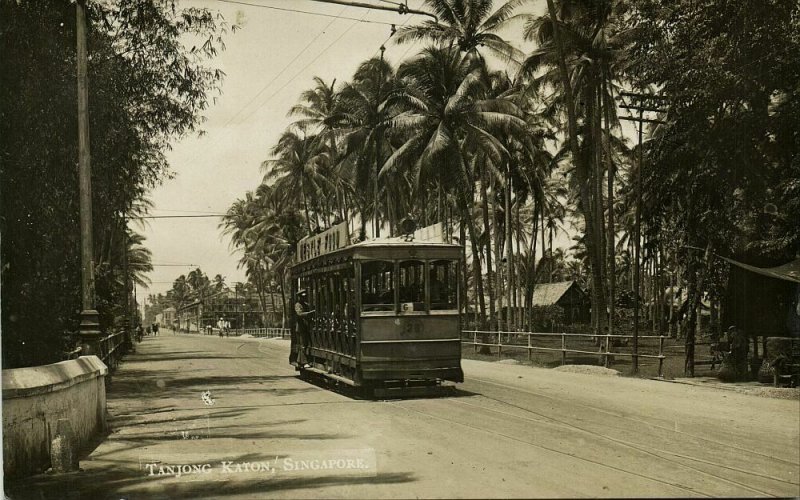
[[2, 356, 108, 478]]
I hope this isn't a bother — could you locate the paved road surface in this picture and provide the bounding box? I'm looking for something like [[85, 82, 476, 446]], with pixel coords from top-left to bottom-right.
[[8, 333, 799, 499]]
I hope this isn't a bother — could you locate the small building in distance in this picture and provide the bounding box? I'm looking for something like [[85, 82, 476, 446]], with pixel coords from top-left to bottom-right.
[[176, 288, 284, 332], [491, 280, 591, 329], [531, 281, 591, 324], [154, 307, 176, 329]]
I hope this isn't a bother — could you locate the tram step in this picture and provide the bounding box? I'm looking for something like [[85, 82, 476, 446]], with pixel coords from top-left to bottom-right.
[[373, 384, 456, 399], [302, 366, 356, 386]]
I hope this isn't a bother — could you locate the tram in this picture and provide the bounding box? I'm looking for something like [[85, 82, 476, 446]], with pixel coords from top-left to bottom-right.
[[289, 222, 464, 395]]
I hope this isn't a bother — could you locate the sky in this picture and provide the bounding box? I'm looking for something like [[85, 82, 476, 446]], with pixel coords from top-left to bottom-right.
[[136, 0, 550, 304]]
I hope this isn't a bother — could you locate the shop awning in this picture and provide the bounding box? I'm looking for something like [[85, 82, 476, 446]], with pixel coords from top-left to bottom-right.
[[720, 256, 800, 284]]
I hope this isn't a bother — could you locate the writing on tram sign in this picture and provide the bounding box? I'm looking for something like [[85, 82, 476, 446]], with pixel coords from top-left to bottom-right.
[[297, 222, 350, 262]]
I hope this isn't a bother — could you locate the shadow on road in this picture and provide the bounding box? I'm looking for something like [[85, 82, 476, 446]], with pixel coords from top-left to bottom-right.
[[7, 466, 416, 499]]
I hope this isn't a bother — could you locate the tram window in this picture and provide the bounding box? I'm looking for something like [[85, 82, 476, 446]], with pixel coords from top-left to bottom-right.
[[360, 261, 395, 312], [430, 259, 457, 310], [398, 260, 425, 312]]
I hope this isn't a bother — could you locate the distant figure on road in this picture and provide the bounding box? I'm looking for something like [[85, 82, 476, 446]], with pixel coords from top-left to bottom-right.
[[293, 289, 315, 367], [217, 317, 225, 338], [136, 324, 144, 342], [152, 323, 159, 336]]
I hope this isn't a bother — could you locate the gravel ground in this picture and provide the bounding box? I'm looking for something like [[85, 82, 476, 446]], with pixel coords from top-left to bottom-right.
[[552, 364, 620, 376], [669, 377, 800, 400]]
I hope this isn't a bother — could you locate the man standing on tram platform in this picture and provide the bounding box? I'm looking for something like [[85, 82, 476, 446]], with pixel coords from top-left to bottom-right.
[[293, 289, 315, 368]]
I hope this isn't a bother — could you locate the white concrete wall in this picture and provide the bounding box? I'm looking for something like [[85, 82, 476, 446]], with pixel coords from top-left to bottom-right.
[[2, 356, 108, 478]]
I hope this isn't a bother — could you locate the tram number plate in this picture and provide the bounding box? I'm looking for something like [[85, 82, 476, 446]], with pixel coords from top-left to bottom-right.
[[401, 319, 423, 336]]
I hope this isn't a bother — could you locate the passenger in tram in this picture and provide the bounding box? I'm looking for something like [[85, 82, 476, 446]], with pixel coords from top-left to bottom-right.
[[429, 268, 445, 304]]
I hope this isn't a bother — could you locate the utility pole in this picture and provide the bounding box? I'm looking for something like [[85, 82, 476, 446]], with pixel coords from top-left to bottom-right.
[[374, 45, 385, 238], [76, 0, 101, 356], [122, 215, 133, 351], [618, 91, 667, 374]]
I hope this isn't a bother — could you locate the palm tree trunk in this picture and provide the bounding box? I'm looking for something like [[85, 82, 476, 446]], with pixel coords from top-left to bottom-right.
[[479, 161, 497, 331], [546, 0, 606, 336], [505, 170, 514, 331], [603, 74, 616, 340], [301, 187, 312, 234], [515, 195, 522, 330], [526, 202, 540, 331], [491, 175, 503, 331], [459, 193, 488, 351]]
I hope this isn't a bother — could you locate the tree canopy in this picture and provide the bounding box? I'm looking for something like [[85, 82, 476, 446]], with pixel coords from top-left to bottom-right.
[[0, 0, 233, 367]]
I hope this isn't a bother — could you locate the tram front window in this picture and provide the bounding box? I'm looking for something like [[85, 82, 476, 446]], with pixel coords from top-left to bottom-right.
[[430, 259, 457, 310], [361, 261, 395, 312], [399, 260, 425, 312]]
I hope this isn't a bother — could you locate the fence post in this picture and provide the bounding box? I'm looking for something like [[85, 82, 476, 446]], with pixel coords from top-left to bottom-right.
[[658, 336, 665, 378], [604, 334, 610, 368], [497, 331, 502, 358], [527, 333, 532, 362], [473, 331, 477, 353], [561, 333, 566, 366]]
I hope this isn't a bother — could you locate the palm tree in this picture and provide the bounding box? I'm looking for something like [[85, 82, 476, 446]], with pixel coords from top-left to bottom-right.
[[394, 0, 527, 64], [124, 229, 153, 288], [288, 77, 350, 223], [521, 0, 629, 335], [262, 127, 329, 233], [212, 274, 226, 292], [383, 45, 529, 331], [338, 57, 397, 237], [169, 275, 191, 311]]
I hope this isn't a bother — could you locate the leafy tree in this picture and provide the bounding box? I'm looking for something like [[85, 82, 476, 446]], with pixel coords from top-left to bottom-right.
[[0, 1, 232, 367], [627, 0, 800, 373]]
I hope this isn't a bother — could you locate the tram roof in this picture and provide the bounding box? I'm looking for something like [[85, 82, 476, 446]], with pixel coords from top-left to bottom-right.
[[292, 235, 462, 273], [351, 236, 461, 248]]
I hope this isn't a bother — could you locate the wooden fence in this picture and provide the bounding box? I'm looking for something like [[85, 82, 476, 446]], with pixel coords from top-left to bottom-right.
[[462, 330, 668, 378]]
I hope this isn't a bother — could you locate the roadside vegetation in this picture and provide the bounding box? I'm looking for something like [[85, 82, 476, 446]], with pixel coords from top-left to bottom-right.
[[223, 0, 800, 375], [1, 1, 234, 367], [2, 0, 797, 371]]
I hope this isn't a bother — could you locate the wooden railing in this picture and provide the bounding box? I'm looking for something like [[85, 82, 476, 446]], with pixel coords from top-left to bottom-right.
[[98, 330, 129, 370], [62, 329, 132, 373], [462, 330, 668, 378], [233, 327, 289, 339]]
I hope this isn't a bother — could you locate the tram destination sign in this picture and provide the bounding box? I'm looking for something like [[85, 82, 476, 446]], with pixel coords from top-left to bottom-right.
[[297, 222, 350, 263]]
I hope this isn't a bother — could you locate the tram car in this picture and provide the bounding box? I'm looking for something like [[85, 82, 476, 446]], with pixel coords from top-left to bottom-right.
[[289, 222, 464, 396]]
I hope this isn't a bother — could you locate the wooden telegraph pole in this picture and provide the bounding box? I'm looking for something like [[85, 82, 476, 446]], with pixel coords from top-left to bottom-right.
[[76, 0, 101, 355], [618, 91, 667, 374], [374, 45, 386, 238]]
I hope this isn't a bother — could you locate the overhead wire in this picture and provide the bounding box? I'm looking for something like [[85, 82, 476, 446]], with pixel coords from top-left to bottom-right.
[[237, 8, 373, 123], [219, 3, 351, 127], [174, 2, 354, 172], [216, 0, 394, 26]]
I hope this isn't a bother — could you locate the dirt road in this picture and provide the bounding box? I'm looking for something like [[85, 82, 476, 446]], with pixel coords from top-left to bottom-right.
[[8, 333, 799, 498]]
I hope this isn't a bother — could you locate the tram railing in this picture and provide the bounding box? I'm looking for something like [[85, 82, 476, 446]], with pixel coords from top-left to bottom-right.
[[462, 330, 668, 378]]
